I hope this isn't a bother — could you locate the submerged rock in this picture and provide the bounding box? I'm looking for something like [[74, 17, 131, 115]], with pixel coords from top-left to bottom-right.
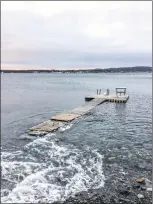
[[55, 139, 60, 143]]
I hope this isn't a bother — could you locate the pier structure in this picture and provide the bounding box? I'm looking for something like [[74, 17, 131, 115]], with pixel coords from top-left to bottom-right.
[[85, 87, 129, 103], [28, 88, 129, 136]]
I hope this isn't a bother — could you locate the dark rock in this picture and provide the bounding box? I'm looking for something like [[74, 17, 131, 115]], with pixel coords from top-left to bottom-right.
[[141, 186, 147, 191], [118, 186, 131, 196], [119, 198, 134, 203], [132, 182, 141, 189]]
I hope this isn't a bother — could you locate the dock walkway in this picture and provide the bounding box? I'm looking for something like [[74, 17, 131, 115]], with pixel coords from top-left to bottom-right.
[[85, 94, 129, 103], [28, 99, 106, 135], [28, 90, 129, 136], [71, 98, 106, 115]]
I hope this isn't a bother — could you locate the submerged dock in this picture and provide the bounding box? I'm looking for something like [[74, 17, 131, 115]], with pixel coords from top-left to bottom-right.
[[28, 99, 106, 135], [28, 88, 129, 136]]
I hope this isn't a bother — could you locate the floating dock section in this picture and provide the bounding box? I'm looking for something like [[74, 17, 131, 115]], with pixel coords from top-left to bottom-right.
[[51, 113, 81, 122], [85, 87, 129, 103], [28, 99, 105, 135], [85, 94, 129, 103], [71, 98, 106, 115], [28, 88, 129, 136]]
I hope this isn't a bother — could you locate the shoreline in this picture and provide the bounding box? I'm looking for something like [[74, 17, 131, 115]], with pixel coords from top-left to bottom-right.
[[1, 66, 152, 73]]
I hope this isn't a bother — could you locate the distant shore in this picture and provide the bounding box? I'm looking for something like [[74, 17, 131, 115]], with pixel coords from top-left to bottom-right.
[[1, 66, 152, 73]]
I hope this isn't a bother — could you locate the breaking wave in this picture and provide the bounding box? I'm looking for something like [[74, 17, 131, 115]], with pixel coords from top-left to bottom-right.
[[1, 133, 105, 203], [59, 124, 73, 132]]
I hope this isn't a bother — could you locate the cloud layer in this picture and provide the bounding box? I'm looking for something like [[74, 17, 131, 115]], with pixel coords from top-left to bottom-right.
[[1, 1, 152, 68]]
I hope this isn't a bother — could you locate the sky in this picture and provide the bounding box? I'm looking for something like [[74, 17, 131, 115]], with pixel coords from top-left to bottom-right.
[[1, 1, 152, 69]]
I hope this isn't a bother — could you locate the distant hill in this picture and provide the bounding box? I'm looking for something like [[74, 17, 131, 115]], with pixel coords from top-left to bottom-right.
[[94, 66, 152, 73], [1, 66, 152, 73]]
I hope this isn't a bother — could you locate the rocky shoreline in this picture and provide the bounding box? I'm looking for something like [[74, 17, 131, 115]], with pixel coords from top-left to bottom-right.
[[53, 142, 152, 204], [53, 171, 152, 204], [59, 177, 152, 204]]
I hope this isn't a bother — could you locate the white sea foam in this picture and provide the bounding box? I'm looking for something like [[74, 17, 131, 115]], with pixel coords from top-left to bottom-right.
[[2, 151, 23, 160], [59, 124, 73, 132], [1, 136, 105, 203]]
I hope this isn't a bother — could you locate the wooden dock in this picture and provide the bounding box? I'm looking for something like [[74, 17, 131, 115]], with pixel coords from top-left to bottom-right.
[[71, 98, 106, 115], [29, 120, 65, 132], [51, 113, 81, 122], [85, 94, 129, 103], [28, 88, 129, 136], [28, 99, 106, 135]]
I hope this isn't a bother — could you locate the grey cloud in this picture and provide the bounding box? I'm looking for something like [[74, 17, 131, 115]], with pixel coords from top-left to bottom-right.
[[1, 8, 152, 68]]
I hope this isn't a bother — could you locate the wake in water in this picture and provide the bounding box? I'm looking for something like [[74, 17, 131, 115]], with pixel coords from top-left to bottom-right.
[[1, 131, 105, 203]]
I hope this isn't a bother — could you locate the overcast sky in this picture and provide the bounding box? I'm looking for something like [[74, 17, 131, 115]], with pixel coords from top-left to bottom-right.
[[1, 1, 152, 69]]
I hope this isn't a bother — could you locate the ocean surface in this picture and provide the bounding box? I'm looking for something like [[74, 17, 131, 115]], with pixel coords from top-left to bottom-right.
[[1, 73, 152, 203]]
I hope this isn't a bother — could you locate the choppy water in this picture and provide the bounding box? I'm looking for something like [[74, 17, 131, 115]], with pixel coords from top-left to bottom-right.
[[1, 73, 152, 203]]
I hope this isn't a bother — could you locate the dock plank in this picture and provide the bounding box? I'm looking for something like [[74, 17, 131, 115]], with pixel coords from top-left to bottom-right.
[[71, 99, 106, 115], [51, 113, 81, 122], [29, 120, 65, 132], [85, 94, 129, 103]]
